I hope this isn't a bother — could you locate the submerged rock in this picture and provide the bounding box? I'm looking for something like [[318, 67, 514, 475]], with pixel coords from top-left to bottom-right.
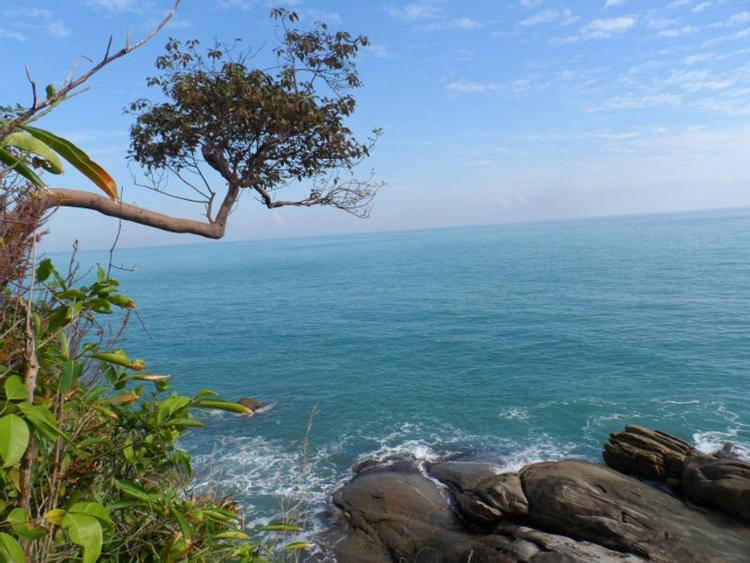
[[238, 396, 264, 413]]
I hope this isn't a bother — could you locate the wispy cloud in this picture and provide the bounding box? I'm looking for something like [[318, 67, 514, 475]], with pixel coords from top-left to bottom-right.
[[386, 2, 442, 22], [0, 27, 26, 41], [521, 9, 576, 26], [87, 0, 138, 12], [604, 0, 625, 9]]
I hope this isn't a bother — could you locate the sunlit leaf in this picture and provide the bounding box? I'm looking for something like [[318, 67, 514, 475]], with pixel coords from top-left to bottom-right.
[[3, 131, 64, 174], [61, 513, 103, 563], [21, 125, 117, 200], [0, 145, 45, 187], [0, 532, 25, 563], [4, 376, 28, 401], [0, 415, 30, 468]]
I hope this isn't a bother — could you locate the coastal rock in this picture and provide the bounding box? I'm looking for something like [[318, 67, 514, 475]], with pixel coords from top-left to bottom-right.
[[428, 460, 528, 524], [602, 425, 693, 487], [683, 455, 750, 523], [520, 460, 750, 561], [238, 397, 264, 412], [602, 425, 750, 523], [333, 463, 644, 563]]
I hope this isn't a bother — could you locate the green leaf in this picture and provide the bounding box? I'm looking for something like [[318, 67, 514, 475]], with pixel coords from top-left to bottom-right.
[[258, 522, 303, 533], [4, 376, 28, 401], [0, 532, 25, 563], [21, 126, 117, 200], [17, 404, 67, 441], [3, 131, 64, 174], [61, 513, 102, 563], [281, 541, 315, 552], [114, 480, 156, 502], [0, 415, 30, 468], [36, 258, 54, 282], [89, 351, 144, 371], [170, 507, 191, 541], [68, 502, 113, 531], [6, 508, 46, 540], [60, 360, 83, 393], [214, 530, 250, 540], [164, 418, 206, 429], [0, 145, 45, 188], [157, 394, 191, 424], [192, 399, 253, 415]]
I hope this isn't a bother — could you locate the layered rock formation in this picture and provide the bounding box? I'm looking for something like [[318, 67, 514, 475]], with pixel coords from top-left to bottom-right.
[[332, 426, 750, 562]]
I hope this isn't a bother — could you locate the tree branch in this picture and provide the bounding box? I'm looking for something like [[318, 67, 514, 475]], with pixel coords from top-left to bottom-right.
[[38, 188, 226, 239], [0, 0, 180, 141]]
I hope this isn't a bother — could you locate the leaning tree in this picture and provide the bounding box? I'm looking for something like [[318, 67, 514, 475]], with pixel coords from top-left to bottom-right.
[[34, 8, 382, 240]]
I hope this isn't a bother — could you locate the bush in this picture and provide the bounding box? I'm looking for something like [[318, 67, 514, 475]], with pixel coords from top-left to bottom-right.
[[0, 259, 305, 562]]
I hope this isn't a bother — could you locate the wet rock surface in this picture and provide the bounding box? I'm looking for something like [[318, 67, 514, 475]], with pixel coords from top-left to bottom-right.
[[332, 426, 750, 562]]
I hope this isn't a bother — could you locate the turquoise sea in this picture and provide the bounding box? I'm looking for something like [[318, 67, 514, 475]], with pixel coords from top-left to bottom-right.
[[69, 208, 750, 547]]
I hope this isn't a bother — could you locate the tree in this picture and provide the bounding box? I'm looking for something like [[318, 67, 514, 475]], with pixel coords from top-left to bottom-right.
[[34, 8, 381, 239]]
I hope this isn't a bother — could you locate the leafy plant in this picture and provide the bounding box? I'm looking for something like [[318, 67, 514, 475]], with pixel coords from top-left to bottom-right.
[[0, 259, 307, 561]]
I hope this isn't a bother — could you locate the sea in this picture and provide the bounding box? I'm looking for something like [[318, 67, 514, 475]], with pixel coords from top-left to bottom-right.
[[61, 208, 750, 551]]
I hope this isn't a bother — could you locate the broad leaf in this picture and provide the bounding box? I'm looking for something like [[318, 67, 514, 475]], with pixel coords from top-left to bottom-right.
[[4, 376, 28, 401], [61, 513, 102, 563], [0, 532, 25, 563], [0, 415, 30, 468], [114, 480, 156, 502], [21, 126, 117, 200], [68, 502, 113, 531], [17, 404, 67, 441]]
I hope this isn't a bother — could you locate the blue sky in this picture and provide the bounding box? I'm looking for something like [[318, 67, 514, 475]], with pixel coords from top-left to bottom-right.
[[3, 0, 750, 250]]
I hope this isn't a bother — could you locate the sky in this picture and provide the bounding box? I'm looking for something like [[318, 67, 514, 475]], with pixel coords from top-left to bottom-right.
[[2, 0, 750, 251]]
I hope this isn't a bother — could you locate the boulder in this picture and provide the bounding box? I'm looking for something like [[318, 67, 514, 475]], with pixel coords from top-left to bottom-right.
[[683, 456, 750, 522], [428, 459, 528, 524], [521, 460, 750, 561], [603, 425, 693, 488], [333, 463, 645, 562]]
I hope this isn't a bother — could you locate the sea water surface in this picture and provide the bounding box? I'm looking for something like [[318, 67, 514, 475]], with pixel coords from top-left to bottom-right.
[[66, 208, 750, 546]]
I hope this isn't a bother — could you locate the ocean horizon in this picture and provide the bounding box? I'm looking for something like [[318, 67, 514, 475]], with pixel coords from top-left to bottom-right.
[[54, 205, 750, 550]]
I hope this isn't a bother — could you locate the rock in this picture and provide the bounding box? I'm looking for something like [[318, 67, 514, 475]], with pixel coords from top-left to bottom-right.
[[333, 462, 645, 562], [481, 473, 529, 518], [715, 442, 743, 460], [603, 425, 750, 523], [603, 425, 693, 488], [428, 460, 528, 524], [683, 456, 750, 523], [521, 460, 750, 562], [238, 397, 264, 412]]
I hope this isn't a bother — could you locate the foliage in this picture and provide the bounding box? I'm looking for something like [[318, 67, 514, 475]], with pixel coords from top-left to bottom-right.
[[128, 8, 381, 219], [0, 260, 308, 561]]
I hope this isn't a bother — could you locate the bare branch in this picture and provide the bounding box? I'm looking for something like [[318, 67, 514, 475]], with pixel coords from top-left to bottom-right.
[[0, 0, 180, 140]]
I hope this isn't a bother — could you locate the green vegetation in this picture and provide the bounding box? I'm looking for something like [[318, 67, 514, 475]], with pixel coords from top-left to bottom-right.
[[1, 4, 377, 560]]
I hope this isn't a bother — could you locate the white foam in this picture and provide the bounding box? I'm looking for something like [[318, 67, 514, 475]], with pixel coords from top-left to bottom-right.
[[497, 407, 530, 421], [693, 429, 750, 461]]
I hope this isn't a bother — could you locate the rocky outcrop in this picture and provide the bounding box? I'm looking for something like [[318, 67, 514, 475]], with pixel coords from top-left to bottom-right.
[[333, 427, 750, 562], [333, 463, 644, 563], [603, 425, 750, 523], [603, 425, 693, 488]]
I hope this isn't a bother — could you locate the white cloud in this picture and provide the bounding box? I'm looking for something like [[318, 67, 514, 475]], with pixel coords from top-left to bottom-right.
[[87, 0, 138, 12], [692, 2, 711, 13], [386, 3, 441, 21], [446, 80, 504, 94], [727, 11, 750, 26], [684, 52, 715, 64], [521, 9, 558, 26], [604, 0, 625, 9], [520, 0, 543, 7], [658, 25, 698, 38], [2, 8, 52, 18], [46, 21, 71, 38], [521, 9, 576, 27], [583, 16, 637, 38], [0, 28, 25, 41], [452, 17, 482, 30]]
